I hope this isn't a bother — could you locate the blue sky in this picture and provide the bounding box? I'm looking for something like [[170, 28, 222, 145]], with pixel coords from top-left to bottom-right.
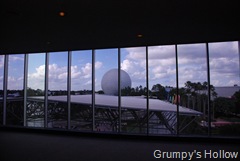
[[0, 41, 239, 91], [7, 54, 24, 90], [71, 50, 92, 91], [95, 48, 118, 91], [28, 53, 45, 91]]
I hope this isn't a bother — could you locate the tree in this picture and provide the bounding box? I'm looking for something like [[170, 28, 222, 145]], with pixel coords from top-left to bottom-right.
[[27, 87, 36, 96], [151, 84, 166, 100], [214, 97, 235, 117], [121, 86, 131, 96], [232, 90, 240, 114]]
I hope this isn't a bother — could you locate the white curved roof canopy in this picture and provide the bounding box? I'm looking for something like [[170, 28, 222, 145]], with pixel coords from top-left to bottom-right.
[[31, 94, 202, 116]]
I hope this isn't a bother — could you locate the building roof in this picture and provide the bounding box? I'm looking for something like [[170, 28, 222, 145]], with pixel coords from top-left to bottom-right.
[[31, 94, 202, 116], [215, 86, 240, 98]]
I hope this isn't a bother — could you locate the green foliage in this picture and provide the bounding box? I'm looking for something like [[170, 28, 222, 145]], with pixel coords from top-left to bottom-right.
[[97, 90, 104, 94], [232, 90, 240, 114], [121, 86, 147, 96], [151, 84, 167, 100], [27, 88, 44, 96], [121, 84, 167, 99], [214, 97, 235, 116]]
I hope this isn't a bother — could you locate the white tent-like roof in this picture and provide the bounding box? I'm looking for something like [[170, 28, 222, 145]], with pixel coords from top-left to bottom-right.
[[31, 94, 202, 116]]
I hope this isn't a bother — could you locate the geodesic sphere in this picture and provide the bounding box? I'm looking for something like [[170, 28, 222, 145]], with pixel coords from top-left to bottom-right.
[[101, 69, 131, 95]]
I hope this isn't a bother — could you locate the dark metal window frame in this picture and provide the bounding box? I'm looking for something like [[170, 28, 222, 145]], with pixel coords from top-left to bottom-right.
[[1, 41, 239, 138]]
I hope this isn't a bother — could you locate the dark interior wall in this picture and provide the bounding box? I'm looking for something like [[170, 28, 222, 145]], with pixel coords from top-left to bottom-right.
[[1, 0, 240, 54]]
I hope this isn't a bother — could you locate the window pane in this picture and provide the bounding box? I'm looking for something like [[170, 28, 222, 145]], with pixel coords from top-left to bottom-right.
[[121, 47, 147, 134], [95, 49, 118, 132], [48, 52, 68, 129], [148, 45, 177, 135], [209, 41, 240, 137], [71, 50, 92, 131], [178, 43, 208, 135], [27, 53, 45, 127], [7, 54, 24, 126], [0, 55, 4, 125]]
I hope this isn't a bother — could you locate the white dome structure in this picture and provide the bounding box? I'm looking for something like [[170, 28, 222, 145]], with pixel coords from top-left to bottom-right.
[[101, 69, 131, 95]]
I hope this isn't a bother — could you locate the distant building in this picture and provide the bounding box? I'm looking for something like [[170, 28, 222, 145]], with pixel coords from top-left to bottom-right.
[[214, 86, 240, 98]]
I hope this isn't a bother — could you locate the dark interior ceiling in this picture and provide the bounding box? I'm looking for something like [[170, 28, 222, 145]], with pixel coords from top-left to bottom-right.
[[1, 0, 239, 54]]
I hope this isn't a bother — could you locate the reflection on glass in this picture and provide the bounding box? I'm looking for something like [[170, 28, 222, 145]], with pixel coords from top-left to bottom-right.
[[178, 43, 208, 135], [71, 50, 92, 131], [27, 53, 45, 127], [0, 55, 4, 125], [121, 47, 147, 134], [148, 45, 177, 135], [6, 54, 24, 126], [48, 52, 68, 129], [209, 41, 240, 137], [95, 49, 118, 132]]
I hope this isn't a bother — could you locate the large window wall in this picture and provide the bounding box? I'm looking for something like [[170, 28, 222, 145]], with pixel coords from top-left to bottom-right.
[[0, 41, 239, 138]]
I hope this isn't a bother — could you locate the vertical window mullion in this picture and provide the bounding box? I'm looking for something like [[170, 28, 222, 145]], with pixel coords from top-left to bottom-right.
[[146, 46, 149, 135], [175, 44, 179, 136], [44, 52, 49, 128], [23, 54, 28, 126], [206, 43, 211, 136], [118, 48, 121, 133], [3, 55, 8, 125], [67, 51, 72, 129], [92, 49, 95, 131]]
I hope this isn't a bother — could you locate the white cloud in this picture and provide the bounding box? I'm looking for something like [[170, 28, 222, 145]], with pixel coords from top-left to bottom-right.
[[178, 43, 206, 59], [71, 65, 81, 79], [30, 65, 45, 79], [148, 45, 175, 60], [48, 64, 67, 81], [3, 42, 239, 91], [121, 59, 146, 83], [7, 76, 23, 90], [84, 80, 92, 86], [125, 47, 146, 60], [81, 63, 92, 79], [122, 46, 176, 87], [148, 58, 175, 67], [122, 42, 239, 88], [178, 66, 208, 86], [27, 61, 103, 90], [210, 58, 239, 74], [121, 59, 139, 72], [209, 41, 238, 58], [151, 66, 176, 80], [95, 61, 103, 69], [9, 55, 24, 62]]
